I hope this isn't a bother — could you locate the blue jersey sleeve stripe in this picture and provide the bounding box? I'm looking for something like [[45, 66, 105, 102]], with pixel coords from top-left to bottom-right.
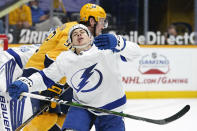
[[6, 49, 23, 69], [39, 71, 55, 88], [120, 55, 127, 62], [100, 95, 126, 110]]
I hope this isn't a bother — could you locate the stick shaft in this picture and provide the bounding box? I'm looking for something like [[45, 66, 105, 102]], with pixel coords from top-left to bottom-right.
[[20, 92, 190, 125]]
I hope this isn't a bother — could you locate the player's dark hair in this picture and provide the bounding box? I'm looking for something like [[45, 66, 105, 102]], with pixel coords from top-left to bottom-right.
[[79, 16, 97, 36]]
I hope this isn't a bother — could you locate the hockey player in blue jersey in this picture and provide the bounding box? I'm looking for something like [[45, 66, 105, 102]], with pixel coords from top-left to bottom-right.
[[7, 24, 141, 131]]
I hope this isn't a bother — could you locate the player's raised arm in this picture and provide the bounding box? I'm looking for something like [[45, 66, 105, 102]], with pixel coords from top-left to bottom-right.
[[94, 33, 141, 61]]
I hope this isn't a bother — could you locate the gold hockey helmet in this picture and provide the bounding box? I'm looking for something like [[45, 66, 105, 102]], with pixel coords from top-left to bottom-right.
[[80, 3, 106, 22]]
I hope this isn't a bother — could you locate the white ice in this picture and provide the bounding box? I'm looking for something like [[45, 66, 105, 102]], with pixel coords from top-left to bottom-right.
[[92, 99, 197, 131]]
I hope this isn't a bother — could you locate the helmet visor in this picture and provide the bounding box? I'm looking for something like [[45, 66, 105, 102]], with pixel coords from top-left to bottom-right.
[[98, 18, 108, 28]]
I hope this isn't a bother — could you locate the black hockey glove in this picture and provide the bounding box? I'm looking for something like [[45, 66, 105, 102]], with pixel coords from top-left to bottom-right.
[[40, 83, 69, 108]]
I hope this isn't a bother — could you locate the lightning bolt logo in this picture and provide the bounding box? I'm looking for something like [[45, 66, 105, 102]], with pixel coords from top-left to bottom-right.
[[76, 63, 97, 92]]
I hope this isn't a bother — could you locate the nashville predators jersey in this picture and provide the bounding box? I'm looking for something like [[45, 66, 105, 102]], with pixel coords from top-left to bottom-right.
[[46, 22, 78, 61], [24, 21, 78, 72]]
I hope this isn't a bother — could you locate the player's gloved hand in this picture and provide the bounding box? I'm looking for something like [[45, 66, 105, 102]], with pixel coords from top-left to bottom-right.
[[7, 77, 32, 99], [40, 83, 68, 109], [94, 34, 126, 52], [41, 83, 64, 98]]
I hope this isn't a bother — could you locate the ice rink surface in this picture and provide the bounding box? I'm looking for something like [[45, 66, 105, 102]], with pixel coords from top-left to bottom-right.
[[92, 99, 197, 131]]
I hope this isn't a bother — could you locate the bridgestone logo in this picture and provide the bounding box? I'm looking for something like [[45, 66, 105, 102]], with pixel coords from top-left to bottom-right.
[[8, 29, 48, 44], [19, 29, 48, 44]]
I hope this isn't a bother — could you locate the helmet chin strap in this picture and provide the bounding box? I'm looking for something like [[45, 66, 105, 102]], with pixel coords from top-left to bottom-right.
[[72, 42, 90, 49]]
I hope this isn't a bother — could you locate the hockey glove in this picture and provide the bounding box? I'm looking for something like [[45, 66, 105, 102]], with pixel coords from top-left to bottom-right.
[[41, 83, 65, 98], [8, 77, 32, 99], [94, 34, 126, 52], [40, 83, 69, 109]]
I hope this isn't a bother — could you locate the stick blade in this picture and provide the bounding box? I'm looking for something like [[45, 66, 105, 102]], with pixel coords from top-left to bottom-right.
[[126, 105, 190, 125], [160, 104, 190, 125]]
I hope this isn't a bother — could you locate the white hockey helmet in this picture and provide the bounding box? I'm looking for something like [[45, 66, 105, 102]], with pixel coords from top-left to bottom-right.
[[67, 24, 91, 44]]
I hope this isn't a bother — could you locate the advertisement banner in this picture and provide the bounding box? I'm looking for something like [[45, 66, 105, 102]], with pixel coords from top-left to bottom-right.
[[121, 46, 197, 98], [5, 29, 197, 45]]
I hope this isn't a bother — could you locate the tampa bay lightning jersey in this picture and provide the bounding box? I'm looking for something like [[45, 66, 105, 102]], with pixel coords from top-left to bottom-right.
[[29, 41, 141, 114]]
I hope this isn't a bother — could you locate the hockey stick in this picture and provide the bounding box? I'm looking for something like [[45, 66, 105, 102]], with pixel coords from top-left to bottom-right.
[[20, 92, 190, 125], [15, 85, 70, 131], [15, 102, 49, 131]]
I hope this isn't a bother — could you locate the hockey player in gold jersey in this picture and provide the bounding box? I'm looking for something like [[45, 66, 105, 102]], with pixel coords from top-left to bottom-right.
[[22, 3, 107, 131]]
